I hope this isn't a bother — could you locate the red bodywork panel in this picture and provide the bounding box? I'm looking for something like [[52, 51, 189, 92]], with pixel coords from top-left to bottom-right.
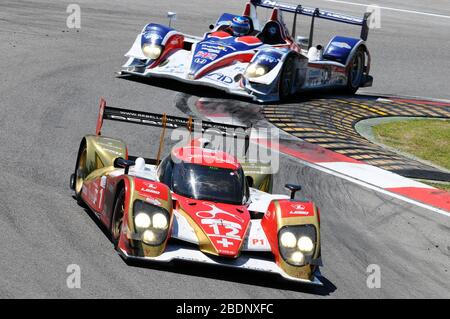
[[149, 34, 185, 69], [278, 201, 315, 218], [175, 194, 250, 257], [135, 178, 170, 203], [194, 52, 255, 79]]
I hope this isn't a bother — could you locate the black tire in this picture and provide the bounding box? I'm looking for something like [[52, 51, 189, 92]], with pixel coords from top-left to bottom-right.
[[110, 188, 125, 248], [279, 55, 296, 101], [73, 141, 87, 205], [345, 47, 365, 94]]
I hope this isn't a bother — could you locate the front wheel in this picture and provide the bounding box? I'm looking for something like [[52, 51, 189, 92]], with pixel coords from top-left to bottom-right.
[[111, 188, 125, 248], [73, 141, 87, 205], [345, 47, 366, 94], [279, 55, 296, 101]]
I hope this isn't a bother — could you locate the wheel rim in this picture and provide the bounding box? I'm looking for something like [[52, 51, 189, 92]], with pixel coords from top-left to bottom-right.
[[75, 148, 86, 195], [112, 193, 125, 241], [350, 51, 364, 88]]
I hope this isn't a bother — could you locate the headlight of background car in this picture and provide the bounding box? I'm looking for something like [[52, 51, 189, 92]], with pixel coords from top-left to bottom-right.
[[245, 63, 268, 78], [278, 225, 317, 266], [142, 43, 162, 60], [133, 200, 170, 246]]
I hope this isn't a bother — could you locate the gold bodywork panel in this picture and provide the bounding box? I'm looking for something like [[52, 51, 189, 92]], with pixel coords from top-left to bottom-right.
[[241, 161, 273, 193], [82, 135, 127, 178]]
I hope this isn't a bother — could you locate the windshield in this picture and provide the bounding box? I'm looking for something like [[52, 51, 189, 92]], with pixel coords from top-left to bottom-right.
[[172, 162, 245, 205]]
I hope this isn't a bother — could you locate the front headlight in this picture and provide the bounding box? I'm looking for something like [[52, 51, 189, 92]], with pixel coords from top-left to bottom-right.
[[297, 236, 314, 253], [134, 213, 151, 229], [280, 231, 297, 248], [152, 212, 168, 229], [142, 230, 156, 244], [133, 200, 170, 246], [245, 63, 268, 78], [278, 225, 316, 266], [142, 43, 162, 60]]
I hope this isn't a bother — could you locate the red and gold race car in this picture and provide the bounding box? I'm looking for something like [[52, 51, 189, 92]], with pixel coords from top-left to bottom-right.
[[70, 98, 322, 284]]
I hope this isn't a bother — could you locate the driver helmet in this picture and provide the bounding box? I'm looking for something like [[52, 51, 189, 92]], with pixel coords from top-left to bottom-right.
[[230, 16, 251, 37]]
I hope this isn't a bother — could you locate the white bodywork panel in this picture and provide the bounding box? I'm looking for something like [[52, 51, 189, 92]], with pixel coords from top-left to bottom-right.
[[123, 48, 254, 99], [119, 245, 322, 285]]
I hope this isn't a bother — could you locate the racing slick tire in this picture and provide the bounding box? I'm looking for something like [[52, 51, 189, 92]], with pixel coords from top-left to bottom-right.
[[111, 188, 125, 249], [279, 54, 296, 101], [73, 140, 87, 205], [345, 47, 365, 94]]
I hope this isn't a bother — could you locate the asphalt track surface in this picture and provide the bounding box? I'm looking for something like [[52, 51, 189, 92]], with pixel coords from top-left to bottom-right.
[[0, 0, 449, 298]]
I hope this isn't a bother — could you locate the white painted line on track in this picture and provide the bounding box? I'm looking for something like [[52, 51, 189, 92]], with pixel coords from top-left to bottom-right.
[[323, 0, 450, 19]]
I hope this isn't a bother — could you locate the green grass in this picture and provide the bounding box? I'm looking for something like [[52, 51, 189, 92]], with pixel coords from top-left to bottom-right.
[[426, 182, 450, 192], [373, 119, 450, 191]]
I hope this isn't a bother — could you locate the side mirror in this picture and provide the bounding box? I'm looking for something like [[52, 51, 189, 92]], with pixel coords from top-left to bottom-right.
[[296, 36, 309, 50], [167, 11, 177, 27], [285, 184, 302, 200], [113, 157, 135, 174]]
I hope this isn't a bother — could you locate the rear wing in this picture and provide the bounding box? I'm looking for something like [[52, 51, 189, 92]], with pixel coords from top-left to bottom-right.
[[95, 98, 249, 137], [251, 0, 370, 42], [95, 98, 250, 163]]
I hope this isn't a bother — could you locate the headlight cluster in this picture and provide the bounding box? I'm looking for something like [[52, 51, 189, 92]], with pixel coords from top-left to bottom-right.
[[278, 225, 316, 266], [142, 43, 162, 60], [245, 63, 268, 78], [133, 200, 170, 246]]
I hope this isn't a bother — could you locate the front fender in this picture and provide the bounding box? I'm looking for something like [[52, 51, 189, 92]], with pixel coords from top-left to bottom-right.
[[124, 23, 184, 63], [119, 176, 173, 258], [245, 48, 290, 85], [261, 199, 321, 280]]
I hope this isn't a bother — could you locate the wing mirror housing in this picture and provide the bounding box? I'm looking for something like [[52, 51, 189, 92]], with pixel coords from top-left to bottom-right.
[[167, 12, 177, 27], [113, 157, 135, 174], [296, 36, 309, 50], [285, 184, 302, 200]]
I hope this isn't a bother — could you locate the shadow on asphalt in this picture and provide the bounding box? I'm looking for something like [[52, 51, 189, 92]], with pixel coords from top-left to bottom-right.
[[116, 73, 391, 106], [123, 256, 337, 296], [74, 195, 337, 296], [116, 73, 364, 106]]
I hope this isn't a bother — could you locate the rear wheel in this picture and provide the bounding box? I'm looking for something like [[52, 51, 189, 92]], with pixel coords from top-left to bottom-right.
[[279, 55, 296, 101], [345, 47, 365, 94], [111, 188, 125, 248]]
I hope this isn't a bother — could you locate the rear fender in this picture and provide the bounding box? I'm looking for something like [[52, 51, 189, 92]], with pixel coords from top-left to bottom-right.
[[77, 135, 127, 181], [323, 36, 366, 66], [241, 161, 273, 193], [261, 199, 320, 280]]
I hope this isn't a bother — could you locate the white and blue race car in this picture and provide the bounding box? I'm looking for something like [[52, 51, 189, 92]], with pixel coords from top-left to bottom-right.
[[119, 0, 373, 103]]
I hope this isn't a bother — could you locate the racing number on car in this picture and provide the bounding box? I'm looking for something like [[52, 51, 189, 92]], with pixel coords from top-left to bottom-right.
[[196, 203, 244, 244]]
